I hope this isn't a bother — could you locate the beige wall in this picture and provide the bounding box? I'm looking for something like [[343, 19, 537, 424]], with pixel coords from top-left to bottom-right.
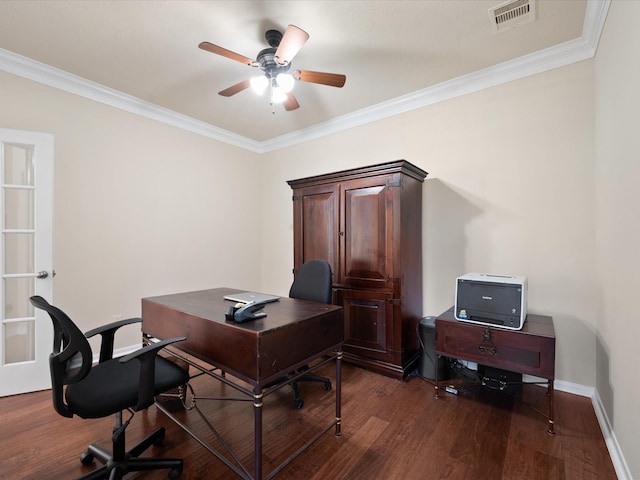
[[2, 63, 599, 386], [261, 60, 597, 387], [595, 0, 640, 477], [0, 71, 262, 350]]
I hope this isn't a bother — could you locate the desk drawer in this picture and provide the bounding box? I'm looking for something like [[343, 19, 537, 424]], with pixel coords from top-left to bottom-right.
[[435, 318, 555, 379]]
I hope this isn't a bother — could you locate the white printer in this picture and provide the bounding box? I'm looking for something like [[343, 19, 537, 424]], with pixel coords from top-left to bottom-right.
[[455, 273, 527, 330]]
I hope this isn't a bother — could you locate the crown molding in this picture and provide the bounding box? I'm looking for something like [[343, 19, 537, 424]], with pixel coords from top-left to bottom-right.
[[0, 47, 264, 153], [0, 0, 609, 154], [260, 0, 610, 153]]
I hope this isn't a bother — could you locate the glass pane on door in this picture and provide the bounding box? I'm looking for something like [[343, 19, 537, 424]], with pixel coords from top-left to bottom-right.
[[4, 233, 34, 274], [2, 141, 37, 366], [4, 188, 34, 229], [4, 321, 35, 364], [4, 143, 34, 186], [3, 277, 35, 320]]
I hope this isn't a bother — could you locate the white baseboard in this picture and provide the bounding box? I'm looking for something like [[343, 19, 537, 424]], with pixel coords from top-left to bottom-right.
[[113, 344, 141, 358], [552, 378, 595, 398], [92, 343, 141, 364], [591, 389, 632, 480]]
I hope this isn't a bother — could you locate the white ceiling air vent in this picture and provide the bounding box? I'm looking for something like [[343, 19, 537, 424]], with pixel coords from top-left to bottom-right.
[[489, 0, 536, 34]]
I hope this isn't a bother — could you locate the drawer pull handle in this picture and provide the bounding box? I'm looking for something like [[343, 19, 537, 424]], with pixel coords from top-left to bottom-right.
[[479, 345, 497, 355]]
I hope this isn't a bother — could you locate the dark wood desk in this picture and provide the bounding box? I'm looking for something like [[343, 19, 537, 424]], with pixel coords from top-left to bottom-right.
[[141, 288, 344, 480], [434, 307, 556, 433]]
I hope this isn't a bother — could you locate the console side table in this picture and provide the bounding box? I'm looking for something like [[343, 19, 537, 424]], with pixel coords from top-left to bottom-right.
[[434, 307, 556, 434]]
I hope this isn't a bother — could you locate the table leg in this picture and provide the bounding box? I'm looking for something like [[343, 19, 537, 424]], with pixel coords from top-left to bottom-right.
[[335, 351, 342, 437], [434, 353, 440, 399], [547, 378, 555, 435], [254, 386, 263, 480]]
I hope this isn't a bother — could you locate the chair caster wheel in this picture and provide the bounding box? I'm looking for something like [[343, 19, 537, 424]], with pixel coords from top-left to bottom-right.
[[324, 382, 332, 391], [168, 466, 182, 479], [294, 399, 304, 409], [80, 451, 94, 466]]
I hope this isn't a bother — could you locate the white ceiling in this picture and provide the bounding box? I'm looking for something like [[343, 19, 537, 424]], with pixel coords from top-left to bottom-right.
[[0, 1, 607, 151]]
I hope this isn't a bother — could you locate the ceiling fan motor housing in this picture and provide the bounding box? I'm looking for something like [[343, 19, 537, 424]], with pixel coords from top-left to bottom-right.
[[265, 29, 283, 48], [256, 47, 291, 78]]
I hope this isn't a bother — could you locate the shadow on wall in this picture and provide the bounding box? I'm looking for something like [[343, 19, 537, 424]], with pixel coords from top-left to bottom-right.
[[596, 333, 614, 427], [423, 178, 483, 316]]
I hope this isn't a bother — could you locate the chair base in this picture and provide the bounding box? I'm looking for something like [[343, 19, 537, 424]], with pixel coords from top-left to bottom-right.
[[291, 373, 332, 409], [78, 427, 182, 480]]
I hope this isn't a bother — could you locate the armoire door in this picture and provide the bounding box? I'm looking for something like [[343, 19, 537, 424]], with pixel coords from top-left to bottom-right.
[[291, 183, 340, 279], [341, 175, 395, 289], [336, 288, 394, 362]]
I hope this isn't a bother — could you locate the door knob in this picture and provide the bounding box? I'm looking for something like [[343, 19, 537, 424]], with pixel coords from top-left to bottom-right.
[[36, 271, 49, 279]]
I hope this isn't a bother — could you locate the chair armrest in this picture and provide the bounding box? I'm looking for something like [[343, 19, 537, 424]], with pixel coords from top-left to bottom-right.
[[120, 336, 187, 411], [85, 317, 142, 364]]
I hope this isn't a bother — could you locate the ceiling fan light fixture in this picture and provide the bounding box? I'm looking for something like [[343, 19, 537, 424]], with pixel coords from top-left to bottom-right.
[[250, 75, 269, 95], [276, 73, 295, 93], [271, 85, 288, 104]]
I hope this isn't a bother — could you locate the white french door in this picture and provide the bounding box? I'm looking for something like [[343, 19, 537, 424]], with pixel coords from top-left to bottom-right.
[[0, 129, 54, 397]]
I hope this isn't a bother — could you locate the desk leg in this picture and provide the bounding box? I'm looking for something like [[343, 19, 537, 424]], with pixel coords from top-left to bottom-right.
[[547, 378, 555, 435], [254, 387, 263, 480], [335, 351, 342, 437], [434, 353, 440, 399]]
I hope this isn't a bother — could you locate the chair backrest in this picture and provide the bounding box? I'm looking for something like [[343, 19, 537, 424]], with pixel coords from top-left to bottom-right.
[[29, 295, 93, 418], [289, 259, 332, 304]]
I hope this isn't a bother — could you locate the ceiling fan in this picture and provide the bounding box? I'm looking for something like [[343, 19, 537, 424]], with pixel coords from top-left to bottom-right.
[[199, 25, 346, 111]]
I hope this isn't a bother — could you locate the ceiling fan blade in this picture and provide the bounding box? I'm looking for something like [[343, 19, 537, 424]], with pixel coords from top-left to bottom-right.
[[275, 25, 309, 65], [293, 70, 346, 88], [283, 92, 300, 111], [218, 79, 251, 97], [199, 41, 256, 66]]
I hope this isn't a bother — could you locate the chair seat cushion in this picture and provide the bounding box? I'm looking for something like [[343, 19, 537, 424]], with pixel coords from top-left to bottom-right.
[[65, 356, 189, 419]]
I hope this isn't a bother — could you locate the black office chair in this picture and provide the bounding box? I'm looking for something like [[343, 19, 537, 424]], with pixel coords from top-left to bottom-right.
[[287, 259, 333, 409], [30, 295, 189, 480]]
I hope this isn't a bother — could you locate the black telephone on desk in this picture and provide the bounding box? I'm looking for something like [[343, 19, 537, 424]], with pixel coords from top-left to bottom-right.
[[225, 301, 267, 323]]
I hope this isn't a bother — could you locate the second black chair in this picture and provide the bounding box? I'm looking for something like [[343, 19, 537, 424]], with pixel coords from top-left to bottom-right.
[[287, 259, 334, 408], [30, 295, 189, 480]]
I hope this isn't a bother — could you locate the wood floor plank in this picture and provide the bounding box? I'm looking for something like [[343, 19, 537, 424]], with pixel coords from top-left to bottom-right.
[[311, 416, 389, 479], [0, 363, 618, 480]]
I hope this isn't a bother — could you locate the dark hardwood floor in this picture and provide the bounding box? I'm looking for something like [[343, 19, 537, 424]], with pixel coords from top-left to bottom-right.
[[0, 362, 617, 480]]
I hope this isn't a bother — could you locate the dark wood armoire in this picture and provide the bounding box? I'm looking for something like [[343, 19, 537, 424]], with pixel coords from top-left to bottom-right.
[[287, 160, 427, 379]]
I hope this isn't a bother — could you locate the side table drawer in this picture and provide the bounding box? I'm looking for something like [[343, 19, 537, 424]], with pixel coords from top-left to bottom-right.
[[435, 317, 555, 379]]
